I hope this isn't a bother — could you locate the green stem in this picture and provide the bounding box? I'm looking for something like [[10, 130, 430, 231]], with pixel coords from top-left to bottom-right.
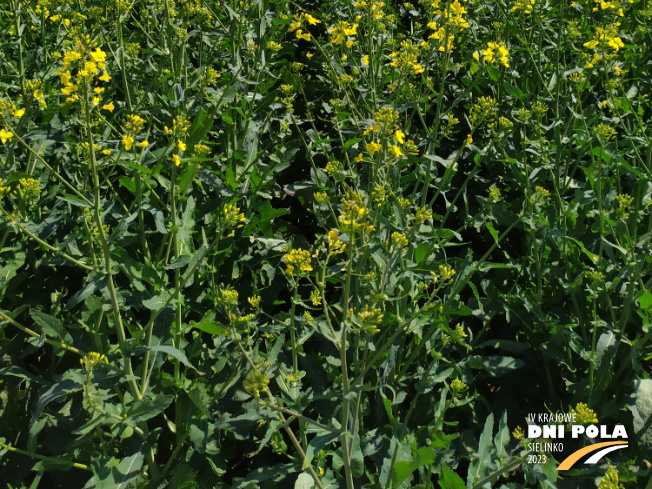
[[339, 230, 355, 489], [0, 309, 83, 356], [82, 82, 141, 402], [115, 3, 133, 111], [0, 440, 90, 471], [3, 121, 92, 206], [4, 215, 97, 272], [12, 0, 25, 94], [290, 282, 299, 374]]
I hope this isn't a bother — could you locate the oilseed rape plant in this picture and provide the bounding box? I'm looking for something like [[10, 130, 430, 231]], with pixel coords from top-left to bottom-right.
[[0, 0, 651, 487]]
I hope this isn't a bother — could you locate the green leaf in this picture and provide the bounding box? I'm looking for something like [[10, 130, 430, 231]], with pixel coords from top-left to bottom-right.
[[638, 291, 652, 311], [350, 434, 364, 478], [487, 65, 501, 82], [112, 452, 144, 489], [169, 464, 197, 489], [468, 414, 494, 487], [142, 294, 167, 310], [30, 309, 72, 345], [502, 81, 524, 100], [302, 431, 340, 470], [467, 355, 525, 376], [438, 466, 466, 489], [118, 176, 136, 194], [30, 378, 82, 425], [190, 320, 228, 336], [494, 411, 510, 461], [132, 345, 197, 371], [485, 222, 499, 243], [391, 447, 436, 486], [125, 395, 174, 423], [628, 379, 652, 449], [294, 472, 315, 489]]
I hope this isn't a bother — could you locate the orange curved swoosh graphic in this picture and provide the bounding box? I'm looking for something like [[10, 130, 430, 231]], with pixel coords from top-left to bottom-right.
[[557, 441, 628, 470]]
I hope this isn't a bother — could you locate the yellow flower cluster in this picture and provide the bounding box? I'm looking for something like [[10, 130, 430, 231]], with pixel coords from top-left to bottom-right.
[[439, 264, 456, 282], [412, 206, 433, 224], [469, 96, 498, 128], [248, 295, 261, 309], [388, 40, 425, 75], [81, 352, 107, 370], [481, 41, 510, 68], [58, 44, 110, 105], [125, 114, 145, 134], [593, 0, 624, 16], [597, 464, 624, 489], [442, 0, 470, 29], [221, 288, 239, 305], [283, 248, 313, 274], [329, 21, 358, 46], [289, 12, 320, 41], [18, 178, 41, 200], [327, 229, 346, 254], [354, 0, 385, 20], [0, 129, 13, 144], [583, 23, 625, 51], [0, 178, 10, 198], [243, 370, 269, 398], [0, 177, 41, 201], [25, 80, 47, 109], [391, 232, 408, 249], [570, 402, 598, 424], [163, 115, 190, 165], [425, 21, 456, 52], [351, 305, 384, 334], [121, 115, 148, 151], [511, 0, 536, 13], [488, 184, 501, 203], [339, 192, 373, 234], [223, 204, 246, 229], [615, 193, 634, 219]]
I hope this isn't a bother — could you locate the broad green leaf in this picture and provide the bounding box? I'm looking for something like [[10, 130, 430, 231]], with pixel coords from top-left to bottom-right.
[[391, 447, 436, 487], [466, 355, 525, 376], [485, 222, 499, 243], [468, 414, 494, 487], [112, 452, 144, 489], [132, 345, 197, 371], [494, 411, 510, 461], [30, 309, 72, 345], [190, 320, 228, 336], [438, 466, 466, 489], [487, 65, 501, 82], [302, 431, 340, 470], [125, 395, 174, 423], [169, 464, 197, 489], [294, 472, 315, 489], [628, 379, 652, 449]]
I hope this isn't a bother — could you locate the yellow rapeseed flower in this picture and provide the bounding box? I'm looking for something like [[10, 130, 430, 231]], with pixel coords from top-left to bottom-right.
[[122, 134, 134, 150], [102, 101, 115, 112], [0, 129, 13, 144], [366, 141, 382, 156]]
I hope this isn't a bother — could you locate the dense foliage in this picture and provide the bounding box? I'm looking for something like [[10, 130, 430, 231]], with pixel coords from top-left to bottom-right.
[[0, 0, 651, 487]]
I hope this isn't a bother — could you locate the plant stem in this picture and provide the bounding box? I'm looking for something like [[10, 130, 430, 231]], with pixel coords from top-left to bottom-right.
[[0, 440, 90, 471], [82, 82, 141, 402]]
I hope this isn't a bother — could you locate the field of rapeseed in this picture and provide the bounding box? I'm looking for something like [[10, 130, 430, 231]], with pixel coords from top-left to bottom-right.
[[0, 0, 651, 487]]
